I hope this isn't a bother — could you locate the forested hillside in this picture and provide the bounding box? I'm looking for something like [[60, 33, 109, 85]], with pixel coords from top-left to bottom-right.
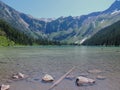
[[0, 19, 60, 46], [82, 20, 120, 46]]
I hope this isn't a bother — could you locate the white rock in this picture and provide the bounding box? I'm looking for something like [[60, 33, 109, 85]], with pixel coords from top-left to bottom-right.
[[0, 84, 10, 90], [76, 76, 95, 86], [42, 74, 54, 82], [12, 72, 26, 79], [18, 72, 25, 78], [12, 75, 19, 79]]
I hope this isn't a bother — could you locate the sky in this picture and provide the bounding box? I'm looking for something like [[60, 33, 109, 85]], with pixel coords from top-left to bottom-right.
[[1, 0, 115, 18]]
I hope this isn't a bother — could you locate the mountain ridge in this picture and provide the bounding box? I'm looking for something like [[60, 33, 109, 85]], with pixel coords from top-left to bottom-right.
[[0, 0, 120, 44]]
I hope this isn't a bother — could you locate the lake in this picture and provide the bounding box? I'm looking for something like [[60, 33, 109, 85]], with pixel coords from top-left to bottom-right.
[[0, 46, 120, 90]]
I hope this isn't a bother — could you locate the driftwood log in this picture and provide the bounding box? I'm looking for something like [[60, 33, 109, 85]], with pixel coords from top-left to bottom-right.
[[49, 66, 76, 90]]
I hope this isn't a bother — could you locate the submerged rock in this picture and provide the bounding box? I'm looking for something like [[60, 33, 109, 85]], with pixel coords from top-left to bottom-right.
[[42, 74, 54, 82], [0, 84, 10, 90], [96, 75, 106, 80], [12, 72, 27, 79], [76, 76, 95, 86], [88, 69, 102, 74], [65, 75, 75, 80]]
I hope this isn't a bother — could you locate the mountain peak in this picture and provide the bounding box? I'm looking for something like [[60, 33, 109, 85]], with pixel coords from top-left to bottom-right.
[[0, 0, 7, 6], [108, 0, 120, 11], [102, 0, 120, 13]]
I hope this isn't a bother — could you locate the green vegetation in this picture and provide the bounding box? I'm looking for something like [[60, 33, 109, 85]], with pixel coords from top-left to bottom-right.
[[0, 36, 15, 46], [83, 20, 120, 46], [0, 19, 61, 46]]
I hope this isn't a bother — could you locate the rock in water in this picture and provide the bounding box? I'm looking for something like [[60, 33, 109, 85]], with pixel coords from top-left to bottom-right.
[[65, 75, 75, 80], [96, 75, 106, 80], [42, 74, 54, 82], [18, 72, 25, 78], [76, 76, 95, 86], [0, 84, 10, 90], [88, 69, 102, 74], [12, 75, 19, 79], [12, 72, 26, 79]]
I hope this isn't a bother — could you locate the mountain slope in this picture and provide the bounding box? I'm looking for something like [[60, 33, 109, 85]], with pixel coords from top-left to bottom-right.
[[103, 0, 120, 13], [0, 19, 34, 45], [82, 20, 120, 46], [0, 0, 48, 39], [0, 19, 60, 46], [0, 1, 29, 31]]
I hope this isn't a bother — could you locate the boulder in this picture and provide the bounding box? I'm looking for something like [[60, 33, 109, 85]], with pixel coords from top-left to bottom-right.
[[0, 84, 10, 90], [42, 74, 54, 82], [76, 76, 95, 86]]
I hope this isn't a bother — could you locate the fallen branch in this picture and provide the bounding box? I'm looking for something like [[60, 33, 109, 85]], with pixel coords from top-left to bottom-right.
[[49, 66, 76, 90]]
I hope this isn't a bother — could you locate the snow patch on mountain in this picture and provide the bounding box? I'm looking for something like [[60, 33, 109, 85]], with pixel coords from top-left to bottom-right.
[[101, 20, 105, 24], [75, 37, 88, 44], [4, 7, 12, 17], [19, 18, 29, 28], [111, 10, 120, 15]]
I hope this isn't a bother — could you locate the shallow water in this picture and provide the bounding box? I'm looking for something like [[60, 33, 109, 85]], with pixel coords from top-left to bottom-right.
[[0, 46, 120, 90]]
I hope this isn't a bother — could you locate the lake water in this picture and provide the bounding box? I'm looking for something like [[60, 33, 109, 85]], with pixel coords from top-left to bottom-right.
[[0, 46, 120, 90]]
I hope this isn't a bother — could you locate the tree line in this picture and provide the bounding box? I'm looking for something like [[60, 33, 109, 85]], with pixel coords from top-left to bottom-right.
[[82, 20, 120, 46]]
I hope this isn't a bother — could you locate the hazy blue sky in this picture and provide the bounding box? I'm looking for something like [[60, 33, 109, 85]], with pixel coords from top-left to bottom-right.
[[1, 0, 115, 18]]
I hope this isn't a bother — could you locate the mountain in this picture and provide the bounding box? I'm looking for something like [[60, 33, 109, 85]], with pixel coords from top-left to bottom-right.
[[0, 19, 32, 46], [82, 20, 120, 46], [0, 0, 49, 39], [103, 0, 120, 13], [0, 0, 120, 44], [0, 19, 60, 46], [0, 1, 29, 32], [47, 0, 120, 44]]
